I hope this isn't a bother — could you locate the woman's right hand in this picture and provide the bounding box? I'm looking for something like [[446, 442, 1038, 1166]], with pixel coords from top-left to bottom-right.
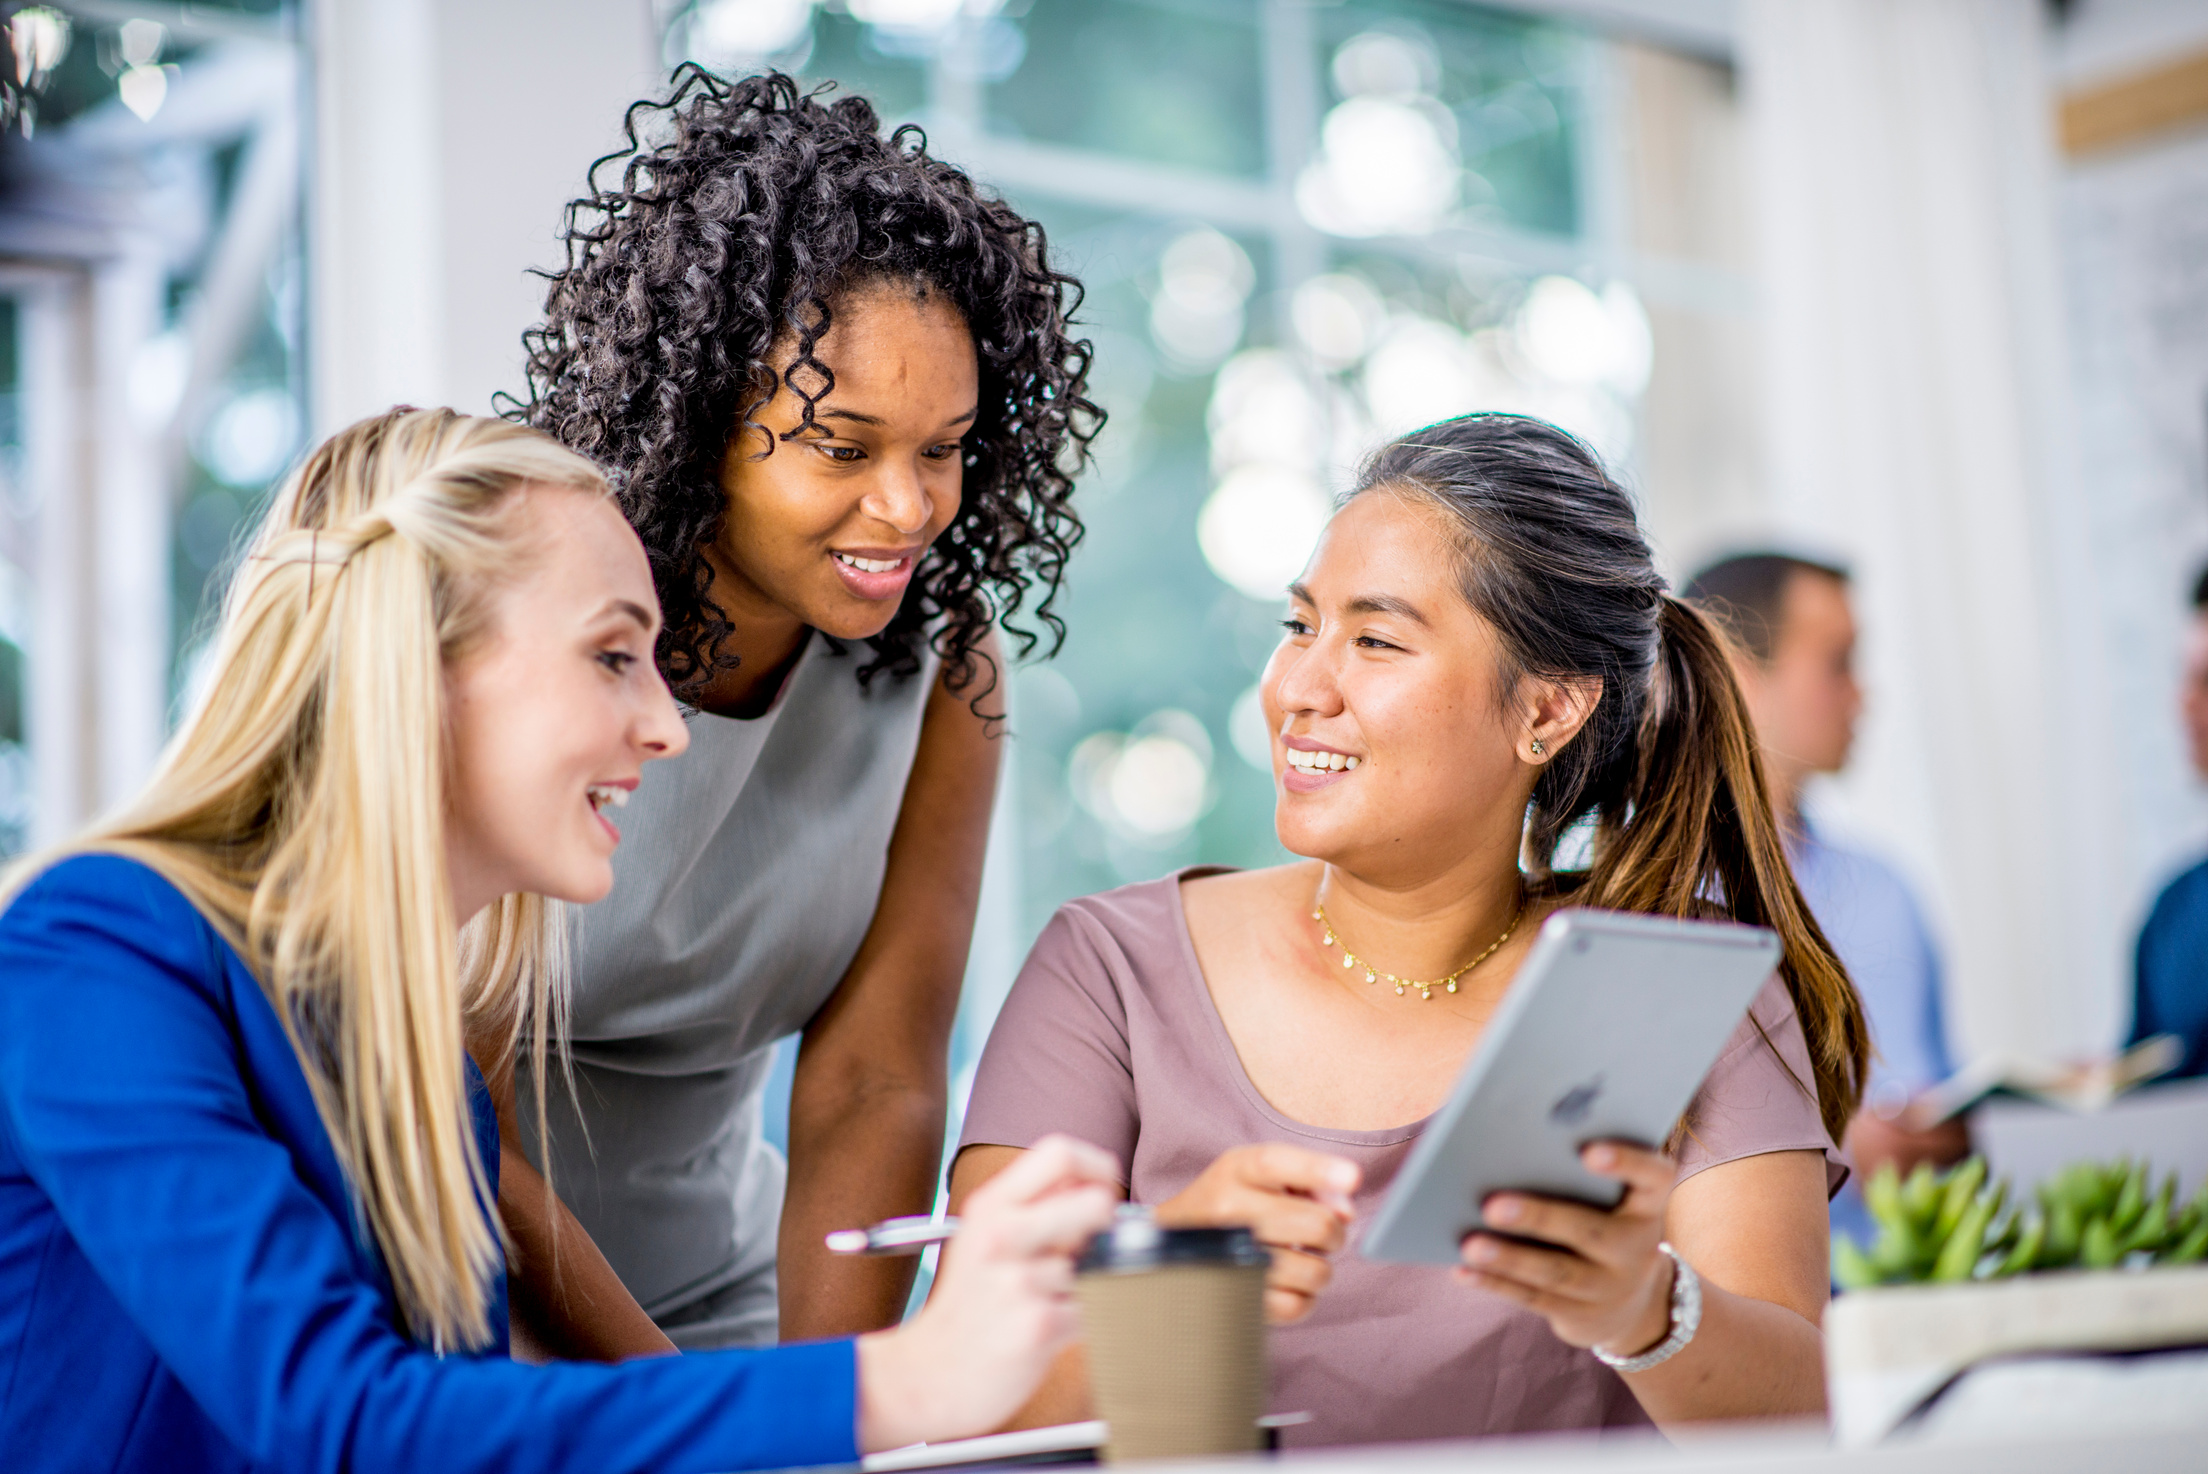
[[1156, 1143, 1360, 1324], [855, 1135, 1119, 1453]]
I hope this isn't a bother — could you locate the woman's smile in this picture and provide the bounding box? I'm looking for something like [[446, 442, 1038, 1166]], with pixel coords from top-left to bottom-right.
[[586, 780, 635, 844], [1282, 737, 1364, 792], [830, 545, 923, 601]]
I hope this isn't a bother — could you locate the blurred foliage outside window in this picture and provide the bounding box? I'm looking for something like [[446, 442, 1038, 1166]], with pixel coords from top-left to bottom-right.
[[0, 1, 304, 857]]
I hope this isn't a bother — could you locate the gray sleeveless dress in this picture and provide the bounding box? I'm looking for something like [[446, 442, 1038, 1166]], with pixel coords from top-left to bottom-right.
[[522, 631, 936, 1348]]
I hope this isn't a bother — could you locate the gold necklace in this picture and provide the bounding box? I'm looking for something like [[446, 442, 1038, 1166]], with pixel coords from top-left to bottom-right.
[[1311, 890, 1526, 1001]]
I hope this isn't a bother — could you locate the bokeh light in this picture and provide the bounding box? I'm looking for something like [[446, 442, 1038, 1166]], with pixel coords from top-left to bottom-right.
[[1361, 315, 1487, 439], [127, 332, 189, 432], [1295, 29, 1461, 239], [1291, 273, 1386, 370], [1515, 275, 1653, 392], [1070, 708, 1215, 844], [118, 64, 166, 122], [1150, 225, 1254, 373], [684, 0, 818, 68], [198, 388, 302, 490], [7, 8, 69, 89], [1206, 348, 1322, 472], [1200, 347, 1336, 600], [1199, 464, 1331, 602], [1330, 29, 1440, 99], [118, 18, 163, 66], [1230, 683, 1274, 772]]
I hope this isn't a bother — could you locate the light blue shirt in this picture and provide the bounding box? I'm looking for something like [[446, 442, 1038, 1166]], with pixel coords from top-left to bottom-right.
[[1789, 822, 1953, 1251]]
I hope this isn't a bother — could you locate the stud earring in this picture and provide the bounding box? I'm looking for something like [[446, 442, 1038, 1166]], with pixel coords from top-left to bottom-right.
[[1529, 737, 1547, 760]]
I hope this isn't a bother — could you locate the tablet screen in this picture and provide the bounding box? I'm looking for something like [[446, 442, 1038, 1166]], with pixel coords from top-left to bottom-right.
[[1363, 908, 1782, 1266]]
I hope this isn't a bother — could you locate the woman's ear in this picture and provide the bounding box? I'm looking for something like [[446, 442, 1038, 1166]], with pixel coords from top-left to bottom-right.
[[1519, 675, 1602, 764]]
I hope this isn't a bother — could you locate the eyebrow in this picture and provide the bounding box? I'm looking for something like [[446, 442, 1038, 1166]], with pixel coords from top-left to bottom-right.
[[1286, 582, 1431, 626], [598, 598, 657, 634], [1348, 594, 1431, 625], [813, 405, 979, 430]]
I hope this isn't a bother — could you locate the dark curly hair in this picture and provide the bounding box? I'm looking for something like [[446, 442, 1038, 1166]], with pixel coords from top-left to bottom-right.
[[514, 68, 1099, 700]]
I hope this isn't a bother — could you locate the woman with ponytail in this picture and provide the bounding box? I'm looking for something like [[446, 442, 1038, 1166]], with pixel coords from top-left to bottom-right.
[[952, 414, 1870, 1447], [0, 408, 1116, 1473]]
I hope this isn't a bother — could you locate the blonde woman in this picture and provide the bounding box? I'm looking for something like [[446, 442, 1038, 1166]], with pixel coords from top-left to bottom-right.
[[0, 409, 1114, 1474]]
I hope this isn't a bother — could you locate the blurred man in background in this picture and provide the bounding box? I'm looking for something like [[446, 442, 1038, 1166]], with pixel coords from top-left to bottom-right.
[[2128, 565, 2208, 1079], [1685, 555, 1968, 1250]]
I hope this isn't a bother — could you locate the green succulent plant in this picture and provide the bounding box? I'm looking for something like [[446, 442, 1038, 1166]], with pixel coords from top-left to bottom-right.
[[1835, 1155, 2208, 1291]]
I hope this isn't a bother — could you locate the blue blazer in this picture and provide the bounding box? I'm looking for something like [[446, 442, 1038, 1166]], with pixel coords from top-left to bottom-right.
[[0, 855, 857, 1474]]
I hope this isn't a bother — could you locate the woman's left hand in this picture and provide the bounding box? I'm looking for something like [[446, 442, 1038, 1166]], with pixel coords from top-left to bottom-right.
[[1455, 1141, 1679, 1360]]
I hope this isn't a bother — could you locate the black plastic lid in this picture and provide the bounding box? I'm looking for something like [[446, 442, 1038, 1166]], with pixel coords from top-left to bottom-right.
[[1076, 1218, 1268, 1274]]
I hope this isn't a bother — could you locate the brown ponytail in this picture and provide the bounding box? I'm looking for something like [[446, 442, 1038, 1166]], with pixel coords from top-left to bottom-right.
[[1575, 596, 1868, 1141], [1355, 415, 1869, 1144]]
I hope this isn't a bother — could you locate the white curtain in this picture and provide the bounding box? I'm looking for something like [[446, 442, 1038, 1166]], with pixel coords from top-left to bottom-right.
[[1739, 0, 2126, 1062]]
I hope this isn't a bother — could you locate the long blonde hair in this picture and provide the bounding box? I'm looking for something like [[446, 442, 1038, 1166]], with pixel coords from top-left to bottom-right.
[[4, 408, 609, 1349]]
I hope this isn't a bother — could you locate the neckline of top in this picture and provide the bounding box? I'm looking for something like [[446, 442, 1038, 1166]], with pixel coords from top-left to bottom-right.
[[1162, 865, 1435, 1151], [682, 628, 817, 729]]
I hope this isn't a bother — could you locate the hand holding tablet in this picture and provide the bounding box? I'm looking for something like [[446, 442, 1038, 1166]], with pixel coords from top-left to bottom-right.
[[1364, 908, 1782, 1265], [1357, 908, 1779, 1366]]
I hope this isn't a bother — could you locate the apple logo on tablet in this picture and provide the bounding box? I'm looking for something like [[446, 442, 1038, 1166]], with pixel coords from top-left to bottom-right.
[[1549, 1074, 1604, 1127]]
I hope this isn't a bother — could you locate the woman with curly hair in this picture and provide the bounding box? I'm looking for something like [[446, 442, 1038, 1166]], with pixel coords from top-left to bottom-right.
[[502, 69, 1099, 1359]]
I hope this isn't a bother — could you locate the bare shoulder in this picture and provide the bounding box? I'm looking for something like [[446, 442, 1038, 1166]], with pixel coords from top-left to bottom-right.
[[1180, 861, 1318, 936], [903, 629, 1005, 782], [934, 627, 1007, 719]]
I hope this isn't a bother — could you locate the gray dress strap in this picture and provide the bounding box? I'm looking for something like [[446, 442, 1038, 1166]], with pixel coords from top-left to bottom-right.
[[522, 631, 936, 1347]]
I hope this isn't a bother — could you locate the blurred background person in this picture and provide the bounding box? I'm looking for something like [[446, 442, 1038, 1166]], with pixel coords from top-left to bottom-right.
[[1684, 554, 1966, 1247], [2128, 563, 2208, 1080]]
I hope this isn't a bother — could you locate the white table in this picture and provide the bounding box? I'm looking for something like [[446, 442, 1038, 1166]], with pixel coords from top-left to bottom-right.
[[853, 1417, 2207, 1474], [1260, 1422, 2198, 1473]]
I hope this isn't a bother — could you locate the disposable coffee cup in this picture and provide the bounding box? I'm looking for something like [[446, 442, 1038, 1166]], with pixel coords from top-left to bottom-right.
[[1075, 1216, 1270, 1463]]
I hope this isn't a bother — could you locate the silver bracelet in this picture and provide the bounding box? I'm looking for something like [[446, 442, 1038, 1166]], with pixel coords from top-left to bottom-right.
[[1591, 1242, 1702, 1374]]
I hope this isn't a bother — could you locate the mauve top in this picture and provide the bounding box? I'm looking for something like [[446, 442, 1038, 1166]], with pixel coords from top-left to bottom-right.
[[958, 870, 1841, 1451]]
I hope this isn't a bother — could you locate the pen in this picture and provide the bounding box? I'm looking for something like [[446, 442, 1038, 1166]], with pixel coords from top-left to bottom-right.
[[824, 1215, 960, 1256], [827, 1202, 1155, 1256]]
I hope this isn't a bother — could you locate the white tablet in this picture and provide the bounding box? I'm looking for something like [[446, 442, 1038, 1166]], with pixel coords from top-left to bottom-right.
[[1362, 907, 1783, 1267]]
